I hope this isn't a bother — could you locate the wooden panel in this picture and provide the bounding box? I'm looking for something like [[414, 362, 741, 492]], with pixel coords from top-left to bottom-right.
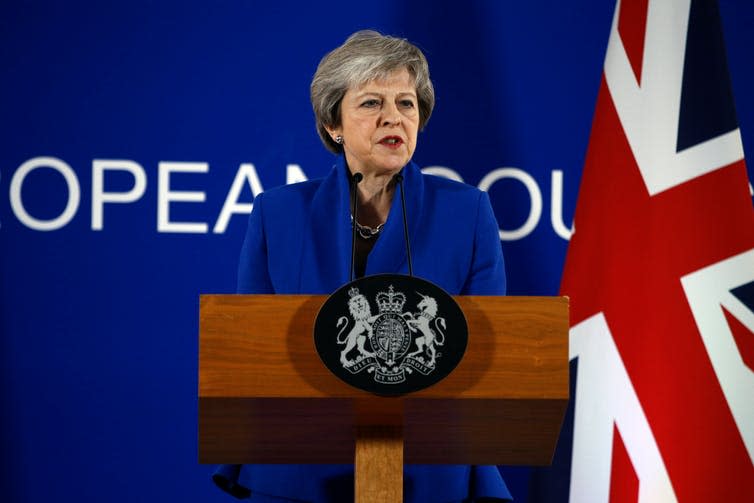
[[199, 397, 355, 464], [355, 426, 403, 503], [199, 295, 568, 399], [198, 397, 566, 465], [199, 295, 345, 398], [198, 295, 569, 465]]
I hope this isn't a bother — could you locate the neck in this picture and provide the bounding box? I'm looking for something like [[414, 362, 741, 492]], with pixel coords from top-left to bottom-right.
[[353, 171, 396, 227]]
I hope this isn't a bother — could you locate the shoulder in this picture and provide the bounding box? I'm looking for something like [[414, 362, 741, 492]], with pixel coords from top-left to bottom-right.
[[421, 172, 487, 209], [420, 173, 499, 236], [252, 178, 326, 225], [257, 178, 324, 208], [423, 172, 483, 196]]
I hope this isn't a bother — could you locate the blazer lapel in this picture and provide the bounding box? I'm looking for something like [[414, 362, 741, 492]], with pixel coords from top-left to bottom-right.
[[364, 161, 425, 276], [298, 158, 425, 292], [298, 157, 352, 294]]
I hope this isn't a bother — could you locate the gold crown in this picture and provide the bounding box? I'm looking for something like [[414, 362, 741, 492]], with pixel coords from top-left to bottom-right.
[[376, 285, 406, 313]]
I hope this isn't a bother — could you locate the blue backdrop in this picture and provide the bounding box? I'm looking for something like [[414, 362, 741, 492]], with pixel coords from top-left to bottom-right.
[[2, 1, 752, 501]]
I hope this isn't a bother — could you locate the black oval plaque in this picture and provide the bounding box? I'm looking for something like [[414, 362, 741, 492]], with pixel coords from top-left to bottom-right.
[[314, 274, 468, 395]]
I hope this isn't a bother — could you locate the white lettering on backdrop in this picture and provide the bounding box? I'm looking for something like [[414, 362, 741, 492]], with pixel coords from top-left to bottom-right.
[[92, 159, 147, 230], [9, 157, 81, 231], [2, 156, 586, 239]]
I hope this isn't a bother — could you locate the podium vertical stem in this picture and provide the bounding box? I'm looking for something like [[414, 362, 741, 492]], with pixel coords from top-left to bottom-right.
[[355, 425, 403, 503]]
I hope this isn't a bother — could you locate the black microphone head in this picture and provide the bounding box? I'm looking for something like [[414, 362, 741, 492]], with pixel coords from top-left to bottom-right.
[[394, 173, 404, 183], [352, 172, 364, 183]]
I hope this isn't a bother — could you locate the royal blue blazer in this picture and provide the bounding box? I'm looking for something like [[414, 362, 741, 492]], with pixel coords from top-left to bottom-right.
[[214, 156, 511, 502]]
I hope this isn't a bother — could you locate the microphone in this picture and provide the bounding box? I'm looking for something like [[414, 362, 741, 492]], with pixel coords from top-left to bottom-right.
[[394, 173, 414, 277], [349, 172, 363, 281]]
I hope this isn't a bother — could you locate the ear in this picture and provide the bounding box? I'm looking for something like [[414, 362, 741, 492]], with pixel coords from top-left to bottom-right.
[[325, 125, 342, 142]]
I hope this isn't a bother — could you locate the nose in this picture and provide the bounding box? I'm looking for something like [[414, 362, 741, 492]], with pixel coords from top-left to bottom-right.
[[381, 101, 402, 126]]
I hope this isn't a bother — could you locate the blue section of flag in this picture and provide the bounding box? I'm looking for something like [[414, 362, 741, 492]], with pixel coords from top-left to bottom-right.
[[676, 0, 739, 152], [731, 281, 754, 311]]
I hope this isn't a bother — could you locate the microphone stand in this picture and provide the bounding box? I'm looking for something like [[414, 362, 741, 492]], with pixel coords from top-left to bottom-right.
[[350, 172, 363, 282], [394, 173, 413, 277]]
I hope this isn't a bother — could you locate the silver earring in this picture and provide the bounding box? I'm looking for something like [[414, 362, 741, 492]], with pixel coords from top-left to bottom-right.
[[335, 135, 343, 145]]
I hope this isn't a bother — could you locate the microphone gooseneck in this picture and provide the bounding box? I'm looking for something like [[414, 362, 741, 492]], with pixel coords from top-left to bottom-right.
[[349, 172, 364, 281], [395, 173, 414, 277]]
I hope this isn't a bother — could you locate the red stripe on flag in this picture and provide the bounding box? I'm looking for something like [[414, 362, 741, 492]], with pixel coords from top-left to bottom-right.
[[617, 0, 649, 85], [608, 425, 639, 503], [723, 307, 754, 373]]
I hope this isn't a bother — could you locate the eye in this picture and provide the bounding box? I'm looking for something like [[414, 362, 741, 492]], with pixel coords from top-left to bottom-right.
[[399, 99, 415, 108], [361, 99, 380, 108]]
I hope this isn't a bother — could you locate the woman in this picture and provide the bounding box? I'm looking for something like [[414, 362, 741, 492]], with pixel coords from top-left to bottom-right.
[[214, 30, 511, 502]]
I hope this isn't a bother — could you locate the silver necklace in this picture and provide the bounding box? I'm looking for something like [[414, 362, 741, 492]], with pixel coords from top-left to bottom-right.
[[352, 217, 384, 239]]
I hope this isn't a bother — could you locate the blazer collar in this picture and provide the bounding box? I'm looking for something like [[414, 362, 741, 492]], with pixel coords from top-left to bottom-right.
[[299, 156, 424, 294]]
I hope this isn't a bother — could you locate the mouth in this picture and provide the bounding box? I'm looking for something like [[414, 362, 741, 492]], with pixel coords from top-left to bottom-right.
[[378, 136, 404, 148]]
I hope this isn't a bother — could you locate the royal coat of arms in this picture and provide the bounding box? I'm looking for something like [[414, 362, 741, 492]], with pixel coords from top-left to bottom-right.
[[314, 273, 468, 395], [336, 285, 447, 384]]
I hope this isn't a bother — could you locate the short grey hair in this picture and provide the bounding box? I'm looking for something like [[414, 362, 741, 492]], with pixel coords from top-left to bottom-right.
[[311, 30, 435, 153]]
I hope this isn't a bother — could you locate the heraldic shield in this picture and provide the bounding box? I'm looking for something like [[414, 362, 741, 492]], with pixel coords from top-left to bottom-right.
[[314, 274, 468, 395]]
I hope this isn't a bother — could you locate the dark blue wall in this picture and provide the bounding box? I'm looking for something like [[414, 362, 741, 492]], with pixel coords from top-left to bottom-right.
[[1, 1, 752, 501]]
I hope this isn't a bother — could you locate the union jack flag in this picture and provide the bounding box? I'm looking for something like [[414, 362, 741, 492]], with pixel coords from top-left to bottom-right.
[[529, 0, 754, 500]]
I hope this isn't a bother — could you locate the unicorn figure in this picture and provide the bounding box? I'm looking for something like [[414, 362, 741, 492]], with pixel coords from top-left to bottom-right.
[[406, 293, 446, 366]]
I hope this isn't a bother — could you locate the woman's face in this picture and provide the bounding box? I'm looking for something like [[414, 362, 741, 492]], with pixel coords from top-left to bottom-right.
[[330, 68, 420, 177]]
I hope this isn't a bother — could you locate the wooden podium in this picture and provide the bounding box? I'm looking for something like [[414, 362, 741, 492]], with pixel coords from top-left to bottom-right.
[[199, 294, 569, 502]]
